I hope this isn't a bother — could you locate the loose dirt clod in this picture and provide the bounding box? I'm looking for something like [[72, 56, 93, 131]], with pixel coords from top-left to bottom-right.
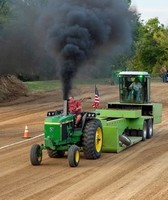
[[0, 75, 29, 103]]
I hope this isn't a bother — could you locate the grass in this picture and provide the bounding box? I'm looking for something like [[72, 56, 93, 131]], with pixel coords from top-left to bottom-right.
[[24, 80, 62, 92], [24, 78, 111, 93]]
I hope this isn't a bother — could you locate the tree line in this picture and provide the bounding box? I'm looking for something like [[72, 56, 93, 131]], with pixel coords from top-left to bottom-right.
[[0, 0, 167, 80], [129, 17, 168, 75]]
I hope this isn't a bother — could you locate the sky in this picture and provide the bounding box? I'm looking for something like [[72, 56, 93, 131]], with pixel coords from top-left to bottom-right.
[[131, 0, 168, 26]]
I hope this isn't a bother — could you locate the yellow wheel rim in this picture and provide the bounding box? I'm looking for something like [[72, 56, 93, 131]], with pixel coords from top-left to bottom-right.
[[95, 127, 103, 152], [75, 150, 80, 163], [37, 150, 42, 162], [37, 155, 41, 162]]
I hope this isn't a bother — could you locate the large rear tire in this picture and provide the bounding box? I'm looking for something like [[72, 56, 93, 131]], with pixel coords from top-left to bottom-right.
[[82, 119, 103, 159], [30, 144, 42, 165], [68, 145, 80, 167]]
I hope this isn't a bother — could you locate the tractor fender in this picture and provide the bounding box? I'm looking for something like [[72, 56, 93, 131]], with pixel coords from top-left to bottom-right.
[[81, 112, 96, 131], [81, 113, 88, 131]]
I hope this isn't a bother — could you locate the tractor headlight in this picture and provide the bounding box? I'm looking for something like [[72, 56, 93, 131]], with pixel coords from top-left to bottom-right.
[[87, 113, 95, 118]]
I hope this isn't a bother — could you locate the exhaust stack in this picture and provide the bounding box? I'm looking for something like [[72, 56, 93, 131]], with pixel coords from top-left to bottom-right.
[[63, 100, 68, 116]]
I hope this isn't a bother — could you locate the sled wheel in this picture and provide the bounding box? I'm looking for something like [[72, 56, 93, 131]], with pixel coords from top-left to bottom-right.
[[68, 145, 80, 167], [83, 119, 103, 159], [30, 144, 42, 165], [147, 119, 153, 139], [119, 134, 131, 146], [140, 120, 147, 141], [47, 149, 65, 158]]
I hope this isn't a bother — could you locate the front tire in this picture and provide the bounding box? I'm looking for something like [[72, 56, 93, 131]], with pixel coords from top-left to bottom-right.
[[82, 119, 103, 159], [30, 144, 42, 165], [68, 145, 80, 167]]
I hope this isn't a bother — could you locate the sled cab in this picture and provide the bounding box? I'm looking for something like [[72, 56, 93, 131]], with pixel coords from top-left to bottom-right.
[[118, 71, 150, 104]]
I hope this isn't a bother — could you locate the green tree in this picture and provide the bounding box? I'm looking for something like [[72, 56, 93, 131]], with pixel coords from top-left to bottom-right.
[[129, 17, 167, 74]]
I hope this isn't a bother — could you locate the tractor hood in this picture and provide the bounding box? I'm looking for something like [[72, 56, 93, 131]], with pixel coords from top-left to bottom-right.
[[45, 113, 74, 124]]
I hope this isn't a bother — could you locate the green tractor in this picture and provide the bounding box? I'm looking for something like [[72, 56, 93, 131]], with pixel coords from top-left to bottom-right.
[[30, 71, 162, 167], [30, 106, 103, 167]]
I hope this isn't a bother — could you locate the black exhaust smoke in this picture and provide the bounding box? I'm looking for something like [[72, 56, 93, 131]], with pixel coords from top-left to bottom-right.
[[41, 0, 135, 99]]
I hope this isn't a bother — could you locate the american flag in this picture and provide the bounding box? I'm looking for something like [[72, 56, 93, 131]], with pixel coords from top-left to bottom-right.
[[92, 85, 100, 108]]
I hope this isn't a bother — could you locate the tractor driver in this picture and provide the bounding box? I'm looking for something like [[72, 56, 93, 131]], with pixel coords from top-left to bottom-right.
[[128, 77, 142, 102], [68, 96, 82, 127]]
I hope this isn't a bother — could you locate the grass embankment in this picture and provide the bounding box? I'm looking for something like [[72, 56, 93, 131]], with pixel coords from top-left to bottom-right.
[[24, 78, 110, 93], [24, 80, 62, 93]]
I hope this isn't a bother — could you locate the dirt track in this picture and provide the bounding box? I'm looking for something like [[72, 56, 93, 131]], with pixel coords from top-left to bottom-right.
[[0, 83, 168, 200]]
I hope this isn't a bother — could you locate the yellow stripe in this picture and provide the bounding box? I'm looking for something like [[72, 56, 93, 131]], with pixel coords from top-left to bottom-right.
[[45, 120, 73, 125], [45, 122, 60, 125]]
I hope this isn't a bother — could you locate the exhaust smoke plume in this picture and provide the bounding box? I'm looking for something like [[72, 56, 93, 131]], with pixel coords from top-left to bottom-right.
[[41, 0, 134, 100], [0, 0, 135, 99]]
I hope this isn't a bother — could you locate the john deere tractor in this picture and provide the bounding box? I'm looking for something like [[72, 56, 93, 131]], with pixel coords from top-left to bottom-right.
[[30, 105, 103, 167], [30, 71, 162, 167]]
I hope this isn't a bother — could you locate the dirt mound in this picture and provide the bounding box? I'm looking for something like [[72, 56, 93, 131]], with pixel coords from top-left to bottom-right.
[[0, 75, 29, 103]]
